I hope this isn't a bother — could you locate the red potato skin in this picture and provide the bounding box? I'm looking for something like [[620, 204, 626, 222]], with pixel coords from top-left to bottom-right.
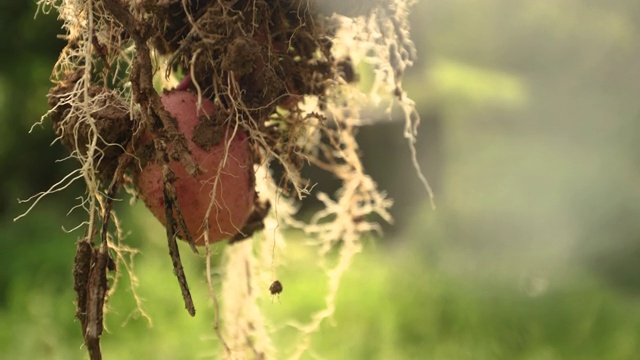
[[136, 90, 255, 245]]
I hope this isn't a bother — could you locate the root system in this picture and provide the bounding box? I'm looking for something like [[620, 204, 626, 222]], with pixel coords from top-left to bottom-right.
[[30, 0, 425, 358]]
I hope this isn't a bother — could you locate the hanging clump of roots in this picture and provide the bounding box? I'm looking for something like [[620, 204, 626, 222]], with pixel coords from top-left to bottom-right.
[[25, 0, 427, 359]]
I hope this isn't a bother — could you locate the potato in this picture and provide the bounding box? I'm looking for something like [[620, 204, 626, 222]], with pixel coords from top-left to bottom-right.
[[136, 90, 255, 245]]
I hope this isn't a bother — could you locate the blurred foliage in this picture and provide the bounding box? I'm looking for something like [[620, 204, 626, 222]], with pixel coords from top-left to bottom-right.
[[0, 1, 81, 306], [428, 58, 528, 108], [0, 2, 71, 213], [2, 0, 640, 359], [404, 0, 640, 296]]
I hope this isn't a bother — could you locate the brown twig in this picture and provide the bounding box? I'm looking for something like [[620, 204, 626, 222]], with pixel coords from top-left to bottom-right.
[[73, 239, 93, 352], [83, 244, 109, 360], [102, 0, 199, 316], [162, 163, 197, 316], [74, 143, 135, 360], [102, 0, 201, 177]]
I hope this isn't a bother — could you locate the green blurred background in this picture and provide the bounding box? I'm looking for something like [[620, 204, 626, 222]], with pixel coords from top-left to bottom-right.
[[2, 1, 640, 359]]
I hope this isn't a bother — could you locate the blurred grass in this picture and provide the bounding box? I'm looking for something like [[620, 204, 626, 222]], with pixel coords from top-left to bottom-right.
[[1, 205, 640, 359]]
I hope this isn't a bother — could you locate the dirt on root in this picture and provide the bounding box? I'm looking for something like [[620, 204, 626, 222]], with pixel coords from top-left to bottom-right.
[[192, 112, 226, 151], [47, 71, 133, 182], [49, 0, 353, 185], [149, 0, 341, 127]]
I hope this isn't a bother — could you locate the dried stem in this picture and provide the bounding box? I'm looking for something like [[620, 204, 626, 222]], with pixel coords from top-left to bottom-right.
[[162, 164, 196, 316]]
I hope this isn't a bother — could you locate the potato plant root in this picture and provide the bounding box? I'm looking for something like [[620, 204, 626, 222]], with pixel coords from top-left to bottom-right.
[[35, 0, 422, 359]]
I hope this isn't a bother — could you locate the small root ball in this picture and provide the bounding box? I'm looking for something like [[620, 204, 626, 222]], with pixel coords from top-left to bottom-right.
[[136, 90, 255, 245]]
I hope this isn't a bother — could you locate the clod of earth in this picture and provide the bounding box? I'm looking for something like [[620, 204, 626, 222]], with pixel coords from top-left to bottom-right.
[[135, 90, 256, 245]]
